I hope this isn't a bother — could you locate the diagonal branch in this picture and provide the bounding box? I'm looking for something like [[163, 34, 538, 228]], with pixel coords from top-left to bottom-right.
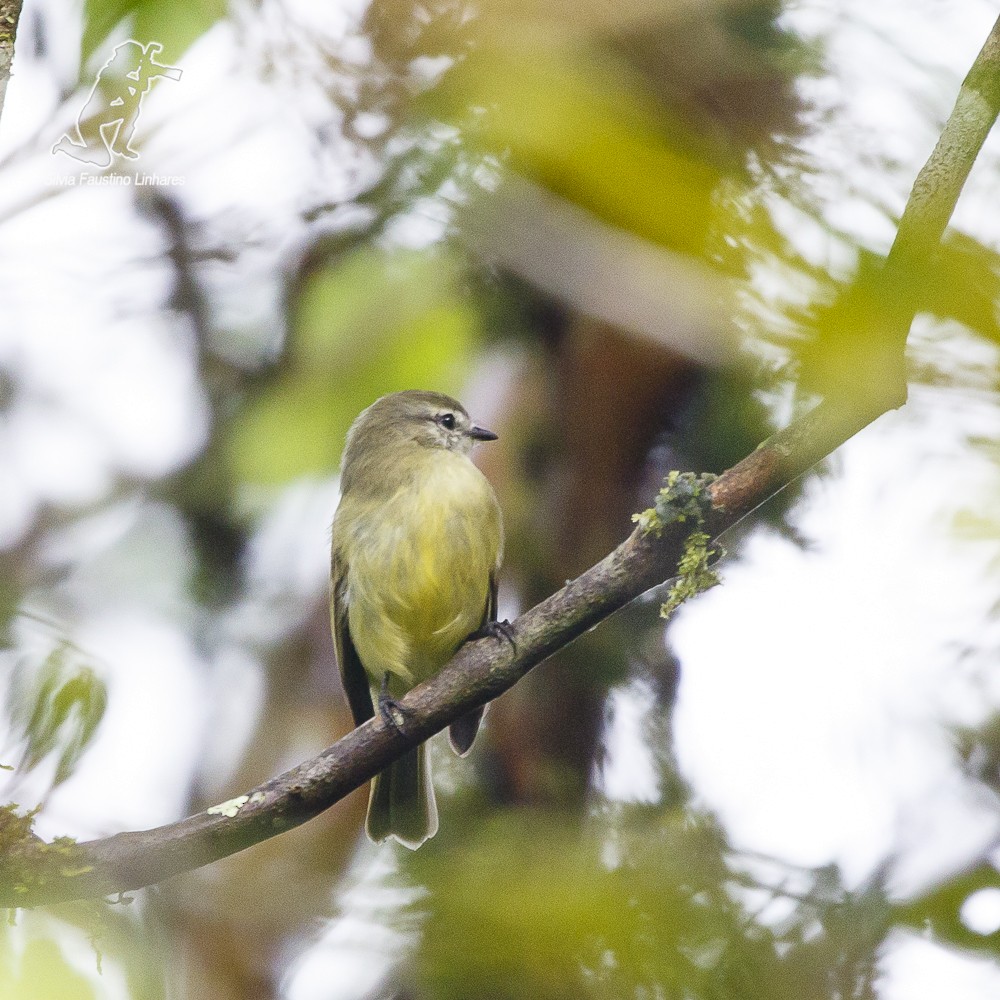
[[2, 14, 998, 912], [1, 399, 870, 910]]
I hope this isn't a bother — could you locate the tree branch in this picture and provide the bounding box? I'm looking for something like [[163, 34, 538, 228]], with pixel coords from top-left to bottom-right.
[[0, 401, 864, 909], [0, 0, 23, 127], [3, 14, 998, 911]]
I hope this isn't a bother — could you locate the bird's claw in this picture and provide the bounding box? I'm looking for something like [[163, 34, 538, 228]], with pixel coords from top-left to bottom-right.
[[378, 673, 410, 733], [468, 619, 516, 653]]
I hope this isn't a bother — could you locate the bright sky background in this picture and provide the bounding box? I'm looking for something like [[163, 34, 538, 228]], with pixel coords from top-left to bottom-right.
[[2, 0, 1000, 997]]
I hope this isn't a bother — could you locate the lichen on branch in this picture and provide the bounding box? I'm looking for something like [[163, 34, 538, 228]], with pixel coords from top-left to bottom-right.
[[0, 803, 90, 899], [659, 531, 722, 620], [633, 472, 722, 618], [632, 471, 718, 536]]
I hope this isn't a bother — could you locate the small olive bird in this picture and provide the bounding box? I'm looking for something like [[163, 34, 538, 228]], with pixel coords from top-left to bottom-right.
[[331, 390, 504, 849]]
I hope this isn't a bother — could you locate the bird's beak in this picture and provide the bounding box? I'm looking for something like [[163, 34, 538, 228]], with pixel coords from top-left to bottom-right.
[[468, 425, 499, 442]]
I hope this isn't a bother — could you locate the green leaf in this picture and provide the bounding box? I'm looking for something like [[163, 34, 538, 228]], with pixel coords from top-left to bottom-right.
[[82, 0, 223, 67], [9, 643, 107, 787], [434, 39, 721, 256]]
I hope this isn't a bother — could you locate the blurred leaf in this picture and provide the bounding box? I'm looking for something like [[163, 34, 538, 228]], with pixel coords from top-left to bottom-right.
[[49, 670, 108, 787], [9, 641, 107, 788], [293, 249, 463, 369], [52, 902, 169, 1000], [0, 936, 97, 1000], [82, 0, 223, 66], [925, 232, 1000, 345], [434, 39, 721, 257], [81, 0, 137, 63], [0, 905, 166, 1000], [422, 0, 675, 41], [794, 250, 913, 404], [895, 864, 1000, 957], [408, 809, 881, 1000], [227, 248, 480, 486], [788, 230, 1000, 406], [953, 508, 1000, 541], [225, 377, 344, 489]]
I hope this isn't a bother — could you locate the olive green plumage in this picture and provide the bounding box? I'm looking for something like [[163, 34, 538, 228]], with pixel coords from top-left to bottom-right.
[[331, 390, 503, 849]]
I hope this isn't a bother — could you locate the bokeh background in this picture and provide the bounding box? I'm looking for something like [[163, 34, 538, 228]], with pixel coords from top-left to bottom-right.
[[2, 0, 1000, 998]]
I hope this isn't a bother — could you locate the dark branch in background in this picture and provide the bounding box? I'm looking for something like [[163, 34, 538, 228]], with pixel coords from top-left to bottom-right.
[[2, 14, 999, 912], [0, 0, 23, 124]]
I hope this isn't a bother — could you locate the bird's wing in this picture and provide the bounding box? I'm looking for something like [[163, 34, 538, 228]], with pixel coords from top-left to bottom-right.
[[447, 568, 498, 757], [486, 566, 499, 627], [331, 553, 375, 729]]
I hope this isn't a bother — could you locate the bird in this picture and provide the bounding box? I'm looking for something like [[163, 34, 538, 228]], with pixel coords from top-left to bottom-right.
[[330, 390, 504, 848]]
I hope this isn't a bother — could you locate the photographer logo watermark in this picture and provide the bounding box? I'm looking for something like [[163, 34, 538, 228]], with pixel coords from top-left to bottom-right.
[[51, 40, 183, 185]]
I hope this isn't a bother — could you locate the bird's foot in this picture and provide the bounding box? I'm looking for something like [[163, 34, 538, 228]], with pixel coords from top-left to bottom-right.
[[378, 672, 411, 733], [467, 619, 516, 653]]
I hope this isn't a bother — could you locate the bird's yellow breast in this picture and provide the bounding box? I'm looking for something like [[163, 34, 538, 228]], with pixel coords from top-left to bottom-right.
[[337, 450, 502, 690]]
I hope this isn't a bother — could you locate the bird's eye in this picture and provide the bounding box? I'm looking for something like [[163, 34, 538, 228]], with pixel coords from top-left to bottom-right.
[[439, 413, 456, 430]]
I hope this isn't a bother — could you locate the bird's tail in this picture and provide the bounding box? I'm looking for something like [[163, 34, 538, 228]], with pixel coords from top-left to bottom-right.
[[365, 744, 438, 850]]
